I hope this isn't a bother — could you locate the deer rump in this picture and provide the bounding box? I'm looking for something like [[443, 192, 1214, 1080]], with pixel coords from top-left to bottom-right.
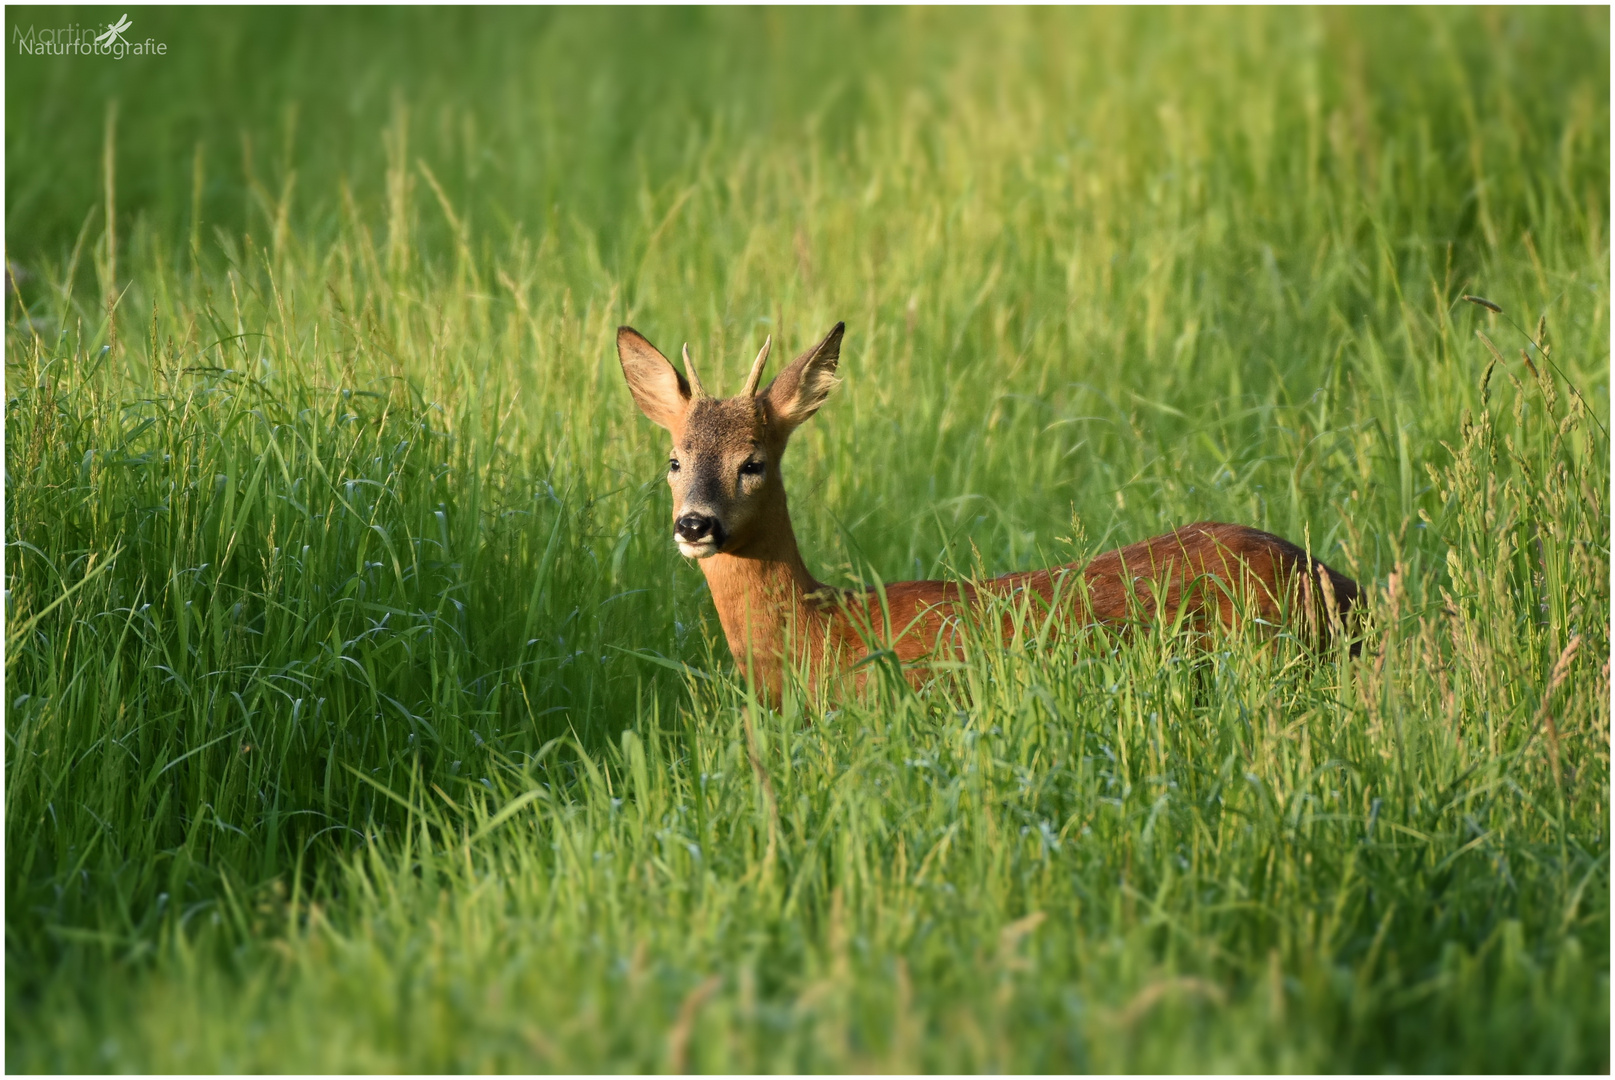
[[818, 522, 1362, 681]]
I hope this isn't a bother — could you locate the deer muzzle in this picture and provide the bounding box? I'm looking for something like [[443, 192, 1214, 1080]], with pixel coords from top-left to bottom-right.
[[674, 512, 725, 558]]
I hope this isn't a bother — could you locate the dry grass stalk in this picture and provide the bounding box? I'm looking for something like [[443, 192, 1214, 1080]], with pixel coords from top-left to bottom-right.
[[666, 974, 723, 1073], [1533, 635, 1582, 789]]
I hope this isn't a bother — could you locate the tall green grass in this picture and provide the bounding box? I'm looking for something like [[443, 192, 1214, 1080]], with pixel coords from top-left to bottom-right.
[[6, 7, 1609, 1071]]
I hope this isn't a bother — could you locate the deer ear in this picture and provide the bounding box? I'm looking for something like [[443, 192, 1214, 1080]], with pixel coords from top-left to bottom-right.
[[761, 322, 844, 434], [617, 327, 690, 430]]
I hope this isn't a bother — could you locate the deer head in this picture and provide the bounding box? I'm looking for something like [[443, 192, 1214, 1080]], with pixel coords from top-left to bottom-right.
[[617, 322, 844, 559]]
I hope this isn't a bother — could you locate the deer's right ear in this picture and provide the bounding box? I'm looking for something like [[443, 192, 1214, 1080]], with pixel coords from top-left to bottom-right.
[[761, 321, 844, 435], [617, 327, 691, 430]]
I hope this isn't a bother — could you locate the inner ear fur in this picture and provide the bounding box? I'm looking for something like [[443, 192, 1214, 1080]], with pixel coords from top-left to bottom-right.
[[617, 326, 690, 430], [762, 321, 844, 433]]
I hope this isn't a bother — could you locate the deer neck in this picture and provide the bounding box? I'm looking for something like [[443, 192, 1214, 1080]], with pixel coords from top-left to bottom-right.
[[696, 488, 828, 697]]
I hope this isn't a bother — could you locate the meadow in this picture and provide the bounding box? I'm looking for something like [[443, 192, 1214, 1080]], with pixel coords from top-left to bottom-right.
[[5, 7, 1609, 1071]]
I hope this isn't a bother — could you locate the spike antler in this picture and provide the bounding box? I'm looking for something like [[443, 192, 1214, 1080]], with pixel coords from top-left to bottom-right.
[[681, 343, 708, 399], [742, 335, 772, 396]]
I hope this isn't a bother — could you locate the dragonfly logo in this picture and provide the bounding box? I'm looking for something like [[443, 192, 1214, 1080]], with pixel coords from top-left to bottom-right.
[[13, 13, 167, 58], [94, 14, 132, 48]]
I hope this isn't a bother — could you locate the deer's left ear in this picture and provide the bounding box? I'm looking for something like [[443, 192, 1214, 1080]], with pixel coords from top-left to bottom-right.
[[617, 327, 691, 430], [762, 322, 844, 434]]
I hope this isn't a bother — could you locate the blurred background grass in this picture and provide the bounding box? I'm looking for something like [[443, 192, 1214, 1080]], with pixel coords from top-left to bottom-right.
[[5, 5, 1609, 1071]]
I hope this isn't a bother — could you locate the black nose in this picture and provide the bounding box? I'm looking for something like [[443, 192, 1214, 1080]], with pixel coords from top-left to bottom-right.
[[676, 513, 718, 543]]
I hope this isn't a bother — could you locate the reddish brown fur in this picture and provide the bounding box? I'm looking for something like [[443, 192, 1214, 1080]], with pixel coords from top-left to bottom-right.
[[701, 520, 1359, 701], [617, 322, 1361, 704]]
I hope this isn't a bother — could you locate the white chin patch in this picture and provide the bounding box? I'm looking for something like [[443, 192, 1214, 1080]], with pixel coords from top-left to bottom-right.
[[676, 538, 720, 559]]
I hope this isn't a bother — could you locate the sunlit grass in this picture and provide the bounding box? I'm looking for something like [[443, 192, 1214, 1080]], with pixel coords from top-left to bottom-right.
[[5, 6, 1609, 1071]]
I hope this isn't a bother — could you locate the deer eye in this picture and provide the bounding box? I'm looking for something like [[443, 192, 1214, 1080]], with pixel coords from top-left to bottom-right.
[[739, 459, 766, 478], [668, 458, 681, 473]]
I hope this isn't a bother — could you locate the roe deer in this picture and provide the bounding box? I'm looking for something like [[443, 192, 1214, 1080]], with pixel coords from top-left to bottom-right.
[[618, 321, 1360, 703]]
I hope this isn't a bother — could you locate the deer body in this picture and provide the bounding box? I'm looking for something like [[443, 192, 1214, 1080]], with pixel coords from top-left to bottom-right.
[[618, 322, 1360, 703]]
